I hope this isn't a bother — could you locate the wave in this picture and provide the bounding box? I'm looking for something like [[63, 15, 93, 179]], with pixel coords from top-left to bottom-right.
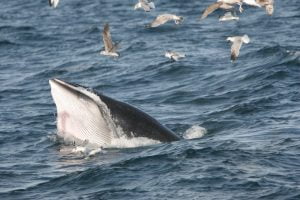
[[0, 25, 36, 32], [0, 40, 19, 47]]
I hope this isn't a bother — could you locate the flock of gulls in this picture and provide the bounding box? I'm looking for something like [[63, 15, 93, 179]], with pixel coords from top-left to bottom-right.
[[48, 0, 275, 62]]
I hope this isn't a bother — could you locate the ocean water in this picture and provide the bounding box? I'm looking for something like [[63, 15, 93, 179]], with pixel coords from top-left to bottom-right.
[[0, 0, 300, 199]]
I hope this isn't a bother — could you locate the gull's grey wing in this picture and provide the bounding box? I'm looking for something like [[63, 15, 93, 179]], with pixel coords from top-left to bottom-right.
[[102, 23, 114, 52], [200, 2, 222, 20], [230, 38, 243, 61], [150, 14, 174, 27]]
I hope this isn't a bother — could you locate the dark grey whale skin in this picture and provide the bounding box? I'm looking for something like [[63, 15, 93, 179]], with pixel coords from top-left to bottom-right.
[[98, 93, 180, 142], [53, 79, 180, 142]]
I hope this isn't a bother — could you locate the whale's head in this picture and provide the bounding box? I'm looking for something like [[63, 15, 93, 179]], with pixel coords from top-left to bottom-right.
[[49, 79, 180, 145], [49, 79, 116, 147]]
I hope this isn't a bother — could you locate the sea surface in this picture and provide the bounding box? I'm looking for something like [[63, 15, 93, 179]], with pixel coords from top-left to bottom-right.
[[0, 0, 300, 199]]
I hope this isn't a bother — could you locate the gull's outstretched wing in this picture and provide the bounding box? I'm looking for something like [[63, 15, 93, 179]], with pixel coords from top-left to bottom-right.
[[200, 2, 222, 20], [150, 14, 175, 27], [102, 23, 114, 52]]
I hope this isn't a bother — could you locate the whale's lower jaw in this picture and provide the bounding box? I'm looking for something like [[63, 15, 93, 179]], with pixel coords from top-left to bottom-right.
[[49, 79, 180, 147]]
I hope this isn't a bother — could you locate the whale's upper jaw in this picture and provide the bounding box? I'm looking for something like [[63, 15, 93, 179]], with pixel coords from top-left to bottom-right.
[[49, 78, 103, 108], [49, 79, 115, 147], [49, 79, 80, 99]]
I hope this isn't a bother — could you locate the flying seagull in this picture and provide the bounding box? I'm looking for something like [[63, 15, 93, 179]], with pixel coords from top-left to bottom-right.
[[219, 12, 239, 21], [134, 0, 155, 12], [49, 0, 60, 8], [147, 14, 183, 28], [226, 34, 250, 61], [200, 1, 242, 20], [165, 51, 186, 61], [100, 23, 120, 57], [256, 0, 274, 15]]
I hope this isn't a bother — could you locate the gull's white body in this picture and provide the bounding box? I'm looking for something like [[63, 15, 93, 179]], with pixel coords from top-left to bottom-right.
[[100, 51, 119, 57], [226, 34, 250, 61], [49, 0, 60, 8], [219, 12, 240, 21], [165, 51, 186, 61], [134, 0, 155, 12]]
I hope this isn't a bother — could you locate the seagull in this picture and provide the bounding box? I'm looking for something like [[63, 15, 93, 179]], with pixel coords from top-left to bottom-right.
[[134, 0, 155, 12], [201, 1, 242, 20], [219, 12, 239, 21], [100, 23, 120, 57], [49, 0, 60, 8], [147, 14, 183, 28], [256, 0, 274, 15], [165, 51, 186, 61], [226, 34, 250, 61]]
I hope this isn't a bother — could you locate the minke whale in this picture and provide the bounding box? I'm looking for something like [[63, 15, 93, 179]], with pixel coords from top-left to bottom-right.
[[49, 79, 180, 147]]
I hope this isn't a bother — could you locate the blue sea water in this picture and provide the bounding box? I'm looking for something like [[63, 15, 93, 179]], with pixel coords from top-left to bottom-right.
[[0, 0, 300, 199]]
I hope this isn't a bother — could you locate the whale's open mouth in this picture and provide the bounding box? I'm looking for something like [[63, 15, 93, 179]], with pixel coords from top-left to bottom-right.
[[49, 79, 118, 147], [49, 79, 180, 147]]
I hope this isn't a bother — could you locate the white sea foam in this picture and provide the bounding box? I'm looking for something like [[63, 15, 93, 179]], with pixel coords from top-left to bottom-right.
[[56, 132, 160, 155], [72, 146, 87, 153], [55, 128, 160, 152], [61, 135, 158, 158], [106, 136, 161, 149], [183, 125, 207, 139], [71, 146, 103, 157], [88, 148, 103, 156]]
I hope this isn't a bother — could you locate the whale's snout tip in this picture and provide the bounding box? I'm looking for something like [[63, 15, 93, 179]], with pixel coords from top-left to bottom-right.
[[49, 78, 67, 88], [49, 78, 58, 86]]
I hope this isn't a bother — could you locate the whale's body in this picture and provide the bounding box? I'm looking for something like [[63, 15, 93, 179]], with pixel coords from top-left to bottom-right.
[[49, 79, 180, 147]]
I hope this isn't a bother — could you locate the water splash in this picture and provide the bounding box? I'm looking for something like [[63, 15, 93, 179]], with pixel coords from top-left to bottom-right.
[[183, 125, 207, 139], [71, 146, 103, 157], [107, 136, 161, 149]]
